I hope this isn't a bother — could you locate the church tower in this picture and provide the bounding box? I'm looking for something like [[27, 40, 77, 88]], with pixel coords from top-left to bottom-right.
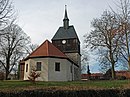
[[52, 6, 81, 80]]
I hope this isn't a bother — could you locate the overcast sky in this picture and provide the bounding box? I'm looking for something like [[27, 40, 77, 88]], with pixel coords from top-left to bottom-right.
[[14, 0, 118, 73]]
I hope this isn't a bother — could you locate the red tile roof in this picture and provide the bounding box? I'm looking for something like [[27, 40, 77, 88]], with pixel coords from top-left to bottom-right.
[[26, 40, 67, 59], [116, 71, 130, 79]]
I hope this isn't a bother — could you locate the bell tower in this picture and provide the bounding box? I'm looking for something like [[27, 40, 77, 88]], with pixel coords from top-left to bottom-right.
[[51, 5, 81, 80]]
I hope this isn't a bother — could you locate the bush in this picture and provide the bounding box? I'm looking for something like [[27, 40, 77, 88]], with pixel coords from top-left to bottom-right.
[[28, 68, 40, 84], [1, 89, 130, 97]]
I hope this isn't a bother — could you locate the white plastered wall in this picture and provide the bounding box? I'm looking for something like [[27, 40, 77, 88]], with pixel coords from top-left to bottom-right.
[[48, 58, 73, 81], [24, 57, 74, 81], [24, 58, 48, 81]]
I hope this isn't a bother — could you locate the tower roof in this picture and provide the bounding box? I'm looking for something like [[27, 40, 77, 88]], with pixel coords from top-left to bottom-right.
[[25, 40, 67, 59], [52, 26, 79, 40], [52, 5, 80, 41], [63, 5, 69, 21]]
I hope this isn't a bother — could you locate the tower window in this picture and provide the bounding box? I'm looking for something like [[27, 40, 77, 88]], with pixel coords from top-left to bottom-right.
[[55, 62, 60, 71], [36, 62, 41, 71], [67, 40, 71, 44], [73, 39, 77, 43]]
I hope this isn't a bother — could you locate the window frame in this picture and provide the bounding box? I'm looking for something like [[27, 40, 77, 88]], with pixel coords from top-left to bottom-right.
[[55, 62, 60, 72], [36, 62, 42, 71], [26, 64, 28, 72]]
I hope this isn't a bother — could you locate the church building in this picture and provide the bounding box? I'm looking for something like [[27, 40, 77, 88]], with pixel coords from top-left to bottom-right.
[[19, 6, 81, 81]]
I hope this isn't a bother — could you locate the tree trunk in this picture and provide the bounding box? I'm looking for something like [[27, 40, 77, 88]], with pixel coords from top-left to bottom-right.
[[111, 63, 116, 79], [5, 70, 9, 80], [128, 56, 130, 71], [109, 47, 116, 79], [5, 59, 10, 80]]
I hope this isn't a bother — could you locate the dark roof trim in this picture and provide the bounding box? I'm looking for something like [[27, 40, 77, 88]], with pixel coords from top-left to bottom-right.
[[24, 56, 79, 67], [52, 38, 80, 44]]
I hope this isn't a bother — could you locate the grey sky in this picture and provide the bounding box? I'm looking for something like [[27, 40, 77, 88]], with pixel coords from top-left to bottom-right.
[[14, 0, 116, 44], [14, 0, 117, 72]]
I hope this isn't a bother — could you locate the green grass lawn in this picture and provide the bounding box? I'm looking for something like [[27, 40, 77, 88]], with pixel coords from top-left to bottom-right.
[[0, 80, 130, 92]]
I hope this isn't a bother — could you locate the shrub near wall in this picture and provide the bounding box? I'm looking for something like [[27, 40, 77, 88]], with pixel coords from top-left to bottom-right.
[[1, 89, 130, 97]]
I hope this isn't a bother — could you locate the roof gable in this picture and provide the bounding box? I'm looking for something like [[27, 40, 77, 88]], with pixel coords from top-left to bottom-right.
[[52, 26, 79, 40], [27, 40, 67, 58]]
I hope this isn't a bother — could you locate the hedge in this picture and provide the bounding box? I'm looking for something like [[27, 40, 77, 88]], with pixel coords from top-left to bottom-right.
[[1, 89, 130, 97]]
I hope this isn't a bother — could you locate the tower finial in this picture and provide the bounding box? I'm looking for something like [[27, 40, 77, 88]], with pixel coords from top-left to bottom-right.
[[63, 5, 69, 29], [65, 5, 67, 11], [64, 5, 69, 20]]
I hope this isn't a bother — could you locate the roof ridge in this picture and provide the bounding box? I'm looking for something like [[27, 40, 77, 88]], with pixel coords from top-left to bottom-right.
[[24, 39, 69, 61], [26, 40, 47, 58]]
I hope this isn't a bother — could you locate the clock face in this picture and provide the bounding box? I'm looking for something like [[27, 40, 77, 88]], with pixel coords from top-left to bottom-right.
[[62, 40, 66, 44]]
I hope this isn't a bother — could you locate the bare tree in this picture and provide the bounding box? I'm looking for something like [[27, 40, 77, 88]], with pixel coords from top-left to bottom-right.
[[84, 11, 121, 79], [81, 48, 89, 73], [0, 0, 14, 31], [0, 21, 30, 79], [112, 0, 130, 70], [25, 44, 39, 55]]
